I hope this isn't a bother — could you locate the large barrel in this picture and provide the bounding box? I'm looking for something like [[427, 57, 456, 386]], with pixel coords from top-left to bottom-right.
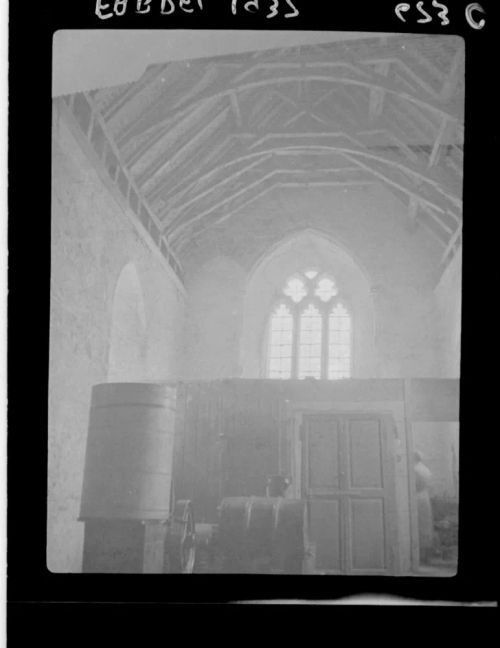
[[218, 497, 306, 573], [79, 382, 177, 521]]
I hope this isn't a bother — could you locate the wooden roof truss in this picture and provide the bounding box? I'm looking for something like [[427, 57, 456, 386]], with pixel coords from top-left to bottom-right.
[[64, 34, 465, 281]]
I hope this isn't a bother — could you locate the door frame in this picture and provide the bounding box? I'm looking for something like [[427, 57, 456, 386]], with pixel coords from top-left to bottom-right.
[[289, 404, 401, 575]]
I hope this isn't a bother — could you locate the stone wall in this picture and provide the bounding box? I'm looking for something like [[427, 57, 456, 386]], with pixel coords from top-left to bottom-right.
[[181, 256, 246, 380], [48, 105, 185, 572]]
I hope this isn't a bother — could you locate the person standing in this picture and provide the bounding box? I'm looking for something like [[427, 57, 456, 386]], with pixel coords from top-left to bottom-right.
[[414, 450, 434, 565]]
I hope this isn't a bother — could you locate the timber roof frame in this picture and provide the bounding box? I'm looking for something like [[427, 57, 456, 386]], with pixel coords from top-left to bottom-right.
[[67, 33, 464, 278]]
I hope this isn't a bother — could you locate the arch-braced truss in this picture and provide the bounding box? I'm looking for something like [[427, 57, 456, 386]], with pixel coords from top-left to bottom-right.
[[63, 34, 465, 280]]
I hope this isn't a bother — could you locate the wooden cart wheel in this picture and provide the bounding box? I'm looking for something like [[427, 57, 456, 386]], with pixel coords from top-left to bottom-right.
[[165, 500, 196, 573]]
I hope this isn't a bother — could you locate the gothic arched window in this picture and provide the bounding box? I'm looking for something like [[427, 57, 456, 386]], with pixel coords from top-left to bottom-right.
[[267, 270, 352, 380]]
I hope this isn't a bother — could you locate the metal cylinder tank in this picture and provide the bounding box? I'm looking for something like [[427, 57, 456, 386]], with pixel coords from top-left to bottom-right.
[[79, 382, 177, 521]]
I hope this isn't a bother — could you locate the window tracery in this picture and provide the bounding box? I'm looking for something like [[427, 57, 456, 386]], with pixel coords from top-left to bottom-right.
[[267, 270, 352, 379]]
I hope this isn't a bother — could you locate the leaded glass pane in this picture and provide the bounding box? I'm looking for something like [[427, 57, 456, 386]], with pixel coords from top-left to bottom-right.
[[315, 277, 338, 302], [298, 304, 322, 379], [268, 274, 352, 381], [283, 277, 308, 303], [268, 304, 294, 379], [328, 303, 351, 379]]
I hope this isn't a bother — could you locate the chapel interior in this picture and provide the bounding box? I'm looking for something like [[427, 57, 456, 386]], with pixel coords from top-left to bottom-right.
[[49, 31, 463, 576]]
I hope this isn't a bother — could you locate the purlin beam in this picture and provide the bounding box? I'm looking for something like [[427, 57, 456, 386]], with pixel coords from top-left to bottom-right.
[[161, 146, 361, 217], [165, 155, 272, 224], [175, 177, 379, 253], [245, 132, 461, 206], [168, 159, 363, 226], [170, 166, 374, 244], [159, 135, 461, 227]]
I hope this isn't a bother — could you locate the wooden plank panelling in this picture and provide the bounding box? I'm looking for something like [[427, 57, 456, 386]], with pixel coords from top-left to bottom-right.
[[173, 380, 283, 523], [221, 379, 281, 499], [173, 378, 459, 526]]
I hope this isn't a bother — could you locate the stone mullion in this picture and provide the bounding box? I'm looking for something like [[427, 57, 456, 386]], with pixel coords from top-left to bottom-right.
[[291, 299, 301, 379], [321, 300, 330, 380]]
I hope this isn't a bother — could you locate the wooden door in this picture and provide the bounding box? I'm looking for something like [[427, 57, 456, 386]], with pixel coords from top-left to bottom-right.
[[302, 412, 397, 574]]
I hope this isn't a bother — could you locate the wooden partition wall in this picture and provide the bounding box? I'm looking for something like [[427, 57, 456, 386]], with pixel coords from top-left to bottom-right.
[[172, 380, 285, 523], [172, 378, 459, 531]]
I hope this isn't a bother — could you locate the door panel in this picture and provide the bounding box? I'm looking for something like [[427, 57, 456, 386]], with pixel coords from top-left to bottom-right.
[[347, 419, 383, 489], [308, 419, 340, 491], [348, 498, 386, 570], [309, 499, 342, 571]]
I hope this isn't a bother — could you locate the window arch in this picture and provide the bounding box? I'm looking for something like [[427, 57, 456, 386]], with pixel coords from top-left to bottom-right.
[[267, 270, 352, 380]]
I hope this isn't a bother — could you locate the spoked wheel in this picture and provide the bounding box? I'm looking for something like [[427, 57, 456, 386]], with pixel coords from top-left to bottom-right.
[[165, 500, 196, 573]]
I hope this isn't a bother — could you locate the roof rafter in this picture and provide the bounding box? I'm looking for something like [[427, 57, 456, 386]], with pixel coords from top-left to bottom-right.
[[229, 90, 243, 127], [440, 223, 462, 264], [369, 61, 390, 119], [149, 133, 252, 206], [164, 154, 273, 223], [112, 66, 221, 147], [367, 57, 442, 99], [117, 91, 220, 153], [138, 105, 231, 192], [428, 115, 451, 168], [440, 47, 465, 102], [99, 65, 167, 120], [417, 204, 455, 245]]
